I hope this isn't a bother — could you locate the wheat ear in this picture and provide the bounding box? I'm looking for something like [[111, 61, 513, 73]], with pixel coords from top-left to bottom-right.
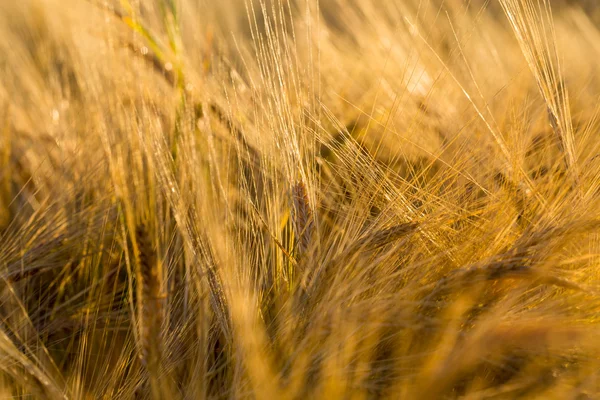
[[291, 180, 314, 255], [135, 223, 168, 398]]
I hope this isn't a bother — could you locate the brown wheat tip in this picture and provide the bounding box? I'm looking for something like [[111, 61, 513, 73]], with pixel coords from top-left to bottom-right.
[[135, 223, 165, 371], [360, 222, 419, 251], [291, 180, 314, 254]]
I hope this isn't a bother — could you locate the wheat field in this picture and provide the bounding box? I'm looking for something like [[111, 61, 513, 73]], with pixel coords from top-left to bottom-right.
[[0, 0, 600, 398]]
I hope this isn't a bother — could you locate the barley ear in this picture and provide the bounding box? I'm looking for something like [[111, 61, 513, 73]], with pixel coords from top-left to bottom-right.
[[291, 181, 314, 255], [135, 223, 170, 398]]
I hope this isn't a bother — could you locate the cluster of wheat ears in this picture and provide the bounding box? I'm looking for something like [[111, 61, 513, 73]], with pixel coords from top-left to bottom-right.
[[0, 0, 600, 398]]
